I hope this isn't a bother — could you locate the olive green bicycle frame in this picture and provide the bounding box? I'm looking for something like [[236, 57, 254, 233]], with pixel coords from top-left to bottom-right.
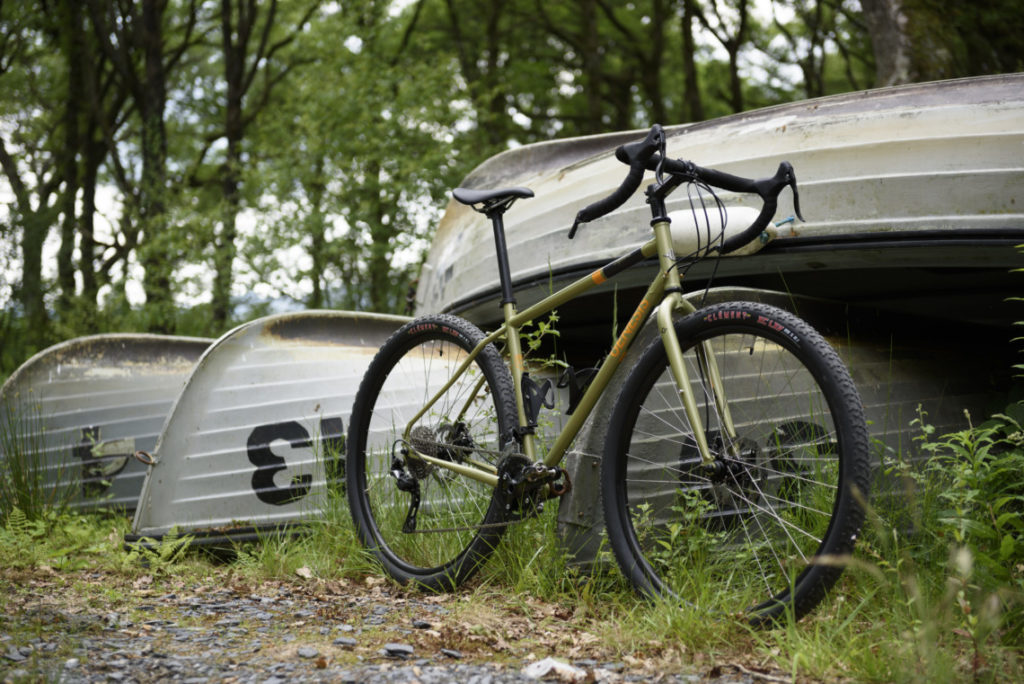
[[403, 219, 737, 489]]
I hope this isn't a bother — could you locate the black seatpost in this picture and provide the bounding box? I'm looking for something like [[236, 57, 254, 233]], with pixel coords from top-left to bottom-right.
[[487, 208, 517, 308]]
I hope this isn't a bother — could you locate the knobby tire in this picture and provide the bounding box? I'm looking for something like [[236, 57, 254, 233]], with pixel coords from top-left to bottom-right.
[[346, 314, 516, 590], [601, 301, 871, 624]]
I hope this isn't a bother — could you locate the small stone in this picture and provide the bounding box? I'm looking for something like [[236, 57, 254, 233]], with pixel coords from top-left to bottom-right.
[[412, 619, 432, 629], [297, 646, 319, 659], [335, 623, 354, 632], [333, 637, 357, 648], [441, 648, 463, 659], [4, 647, 26, 662], [65, 657, 81, 669], [383, 642, 414, 659]]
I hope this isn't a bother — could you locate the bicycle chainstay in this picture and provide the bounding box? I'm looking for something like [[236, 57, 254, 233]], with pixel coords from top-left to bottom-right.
[[390, 430, 571, 535]]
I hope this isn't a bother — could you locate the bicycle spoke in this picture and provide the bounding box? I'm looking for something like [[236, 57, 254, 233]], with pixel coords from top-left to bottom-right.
[[606, 304, 868, 621]]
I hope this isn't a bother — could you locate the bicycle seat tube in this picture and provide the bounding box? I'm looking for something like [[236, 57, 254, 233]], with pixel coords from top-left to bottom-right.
[[488, 205, 536, 460]]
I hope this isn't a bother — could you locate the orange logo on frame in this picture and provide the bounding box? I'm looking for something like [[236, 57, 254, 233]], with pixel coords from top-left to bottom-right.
[[591, 270, 607, 285], [610, 299, 651, 358]]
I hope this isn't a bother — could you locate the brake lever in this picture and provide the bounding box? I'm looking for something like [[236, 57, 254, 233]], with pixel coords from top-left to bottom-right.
[[786, 165, 805, 222], [568, 218, 582, 239], [654, 134, 668, 184]]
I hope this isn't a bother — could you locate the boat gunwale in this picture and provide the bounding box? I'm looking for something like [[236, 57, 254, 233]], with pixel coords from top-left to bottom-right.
[[435, 227, 1024, 319]]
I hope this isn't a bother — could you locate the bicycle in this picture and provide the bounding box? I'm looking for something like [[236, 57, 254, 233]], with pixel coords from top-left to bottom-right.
[[346, 124, 871, 624]]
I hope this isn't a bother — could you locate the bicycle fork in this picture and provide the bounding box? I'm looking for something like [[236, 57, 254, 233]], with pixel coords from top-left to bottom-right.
[[653, 220, 738, 467]]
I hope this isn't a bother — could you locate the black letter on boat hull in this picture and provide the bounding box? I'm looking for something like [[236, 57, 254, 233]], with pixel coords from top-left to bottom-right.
[[247, 422, 314, 505]]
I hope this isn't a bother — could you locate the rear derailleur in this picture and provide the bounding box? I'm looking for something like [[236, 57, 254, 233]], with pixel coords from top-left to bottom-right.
[[389, 422, 475, 534]]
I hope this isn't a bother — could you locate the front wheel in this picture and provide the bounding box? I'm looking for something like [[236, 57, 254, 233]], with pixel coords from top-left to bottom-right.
[[346, 314, 517, 590], [601, 301, 871, 624]]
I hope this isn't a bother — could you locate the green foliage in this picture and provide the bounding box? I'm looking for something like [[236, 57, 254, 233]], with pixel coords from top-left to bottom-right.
[[916, 407, 1024, 637], [823, 404, 1024, 681], [0, 507, 128, 572], [0, 506, 46, 567], [0, 398, 74, 523], [1, 0, 912, 376], [122, 527, 195, 575], [2, 0, 1021, 376]]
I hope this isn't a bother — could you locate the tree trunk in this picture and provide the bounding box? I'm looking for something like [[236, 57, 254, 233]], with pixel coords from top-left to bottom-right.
[[695, 0, 749, 113], [859, 0, 914, 86], [56, 0, 85, 318], [365, 160, 391, 313], [137, 0, 173, 332], [79, 128, 105, 325], [212, 0, 251, 330], [860, 0, 956, 86], [306, 159, 327, 310], [642, 0, 668, 125], [680, 0, 705, 122], [580, 0, 602, 133], [0, 138, 54, 350]]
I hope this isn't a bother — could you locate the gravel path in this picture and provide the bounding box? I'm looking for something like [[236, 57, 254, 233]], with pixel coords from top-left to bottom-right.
[[1, 571, 774, 684]]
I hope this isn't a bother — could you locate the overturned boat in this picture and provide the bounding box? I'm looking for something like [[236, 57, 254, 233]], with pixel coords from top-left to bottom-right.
[[0, 335, 212, 511], [129, 310, 408, 545], [416, 74, 1024, 341]]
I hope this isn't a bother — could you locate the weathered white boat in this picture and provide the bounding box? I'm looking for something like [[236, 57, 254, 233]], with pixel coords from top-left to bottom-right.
[[0, 334, 212, 511], [417, 74, 1024, 334], [129, 310, 408, 545]]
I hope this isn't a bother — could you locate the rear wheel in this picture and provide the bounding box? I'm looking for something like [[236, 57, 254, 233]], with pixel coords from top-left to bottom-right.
[[347, 314, 516, 590], [601, 302, 870, 623]]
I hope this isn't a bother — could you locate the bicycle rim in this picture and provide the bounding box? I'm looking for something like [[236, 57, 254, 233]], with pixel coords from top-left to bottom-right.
[[350, 316, 514, 586], [606, 304, 868, 622]]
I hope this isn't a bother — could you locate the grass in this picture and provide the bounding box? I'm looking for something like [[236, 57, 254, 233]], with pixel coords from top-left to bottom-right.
[[2, 408, 1022, 682], [0, 396, 75, 524]]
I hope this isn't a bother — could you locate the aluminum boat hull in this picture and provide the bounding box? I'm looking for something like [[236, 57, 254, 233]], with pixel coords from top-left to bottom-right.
[[417, 75, 1024, 332]]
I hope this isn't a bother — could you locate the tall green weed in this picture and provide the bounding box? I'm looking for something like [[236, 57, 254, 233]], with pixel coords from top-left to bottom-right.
[[916, 406, 1024, 643], [0, 399, 74, 524]]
